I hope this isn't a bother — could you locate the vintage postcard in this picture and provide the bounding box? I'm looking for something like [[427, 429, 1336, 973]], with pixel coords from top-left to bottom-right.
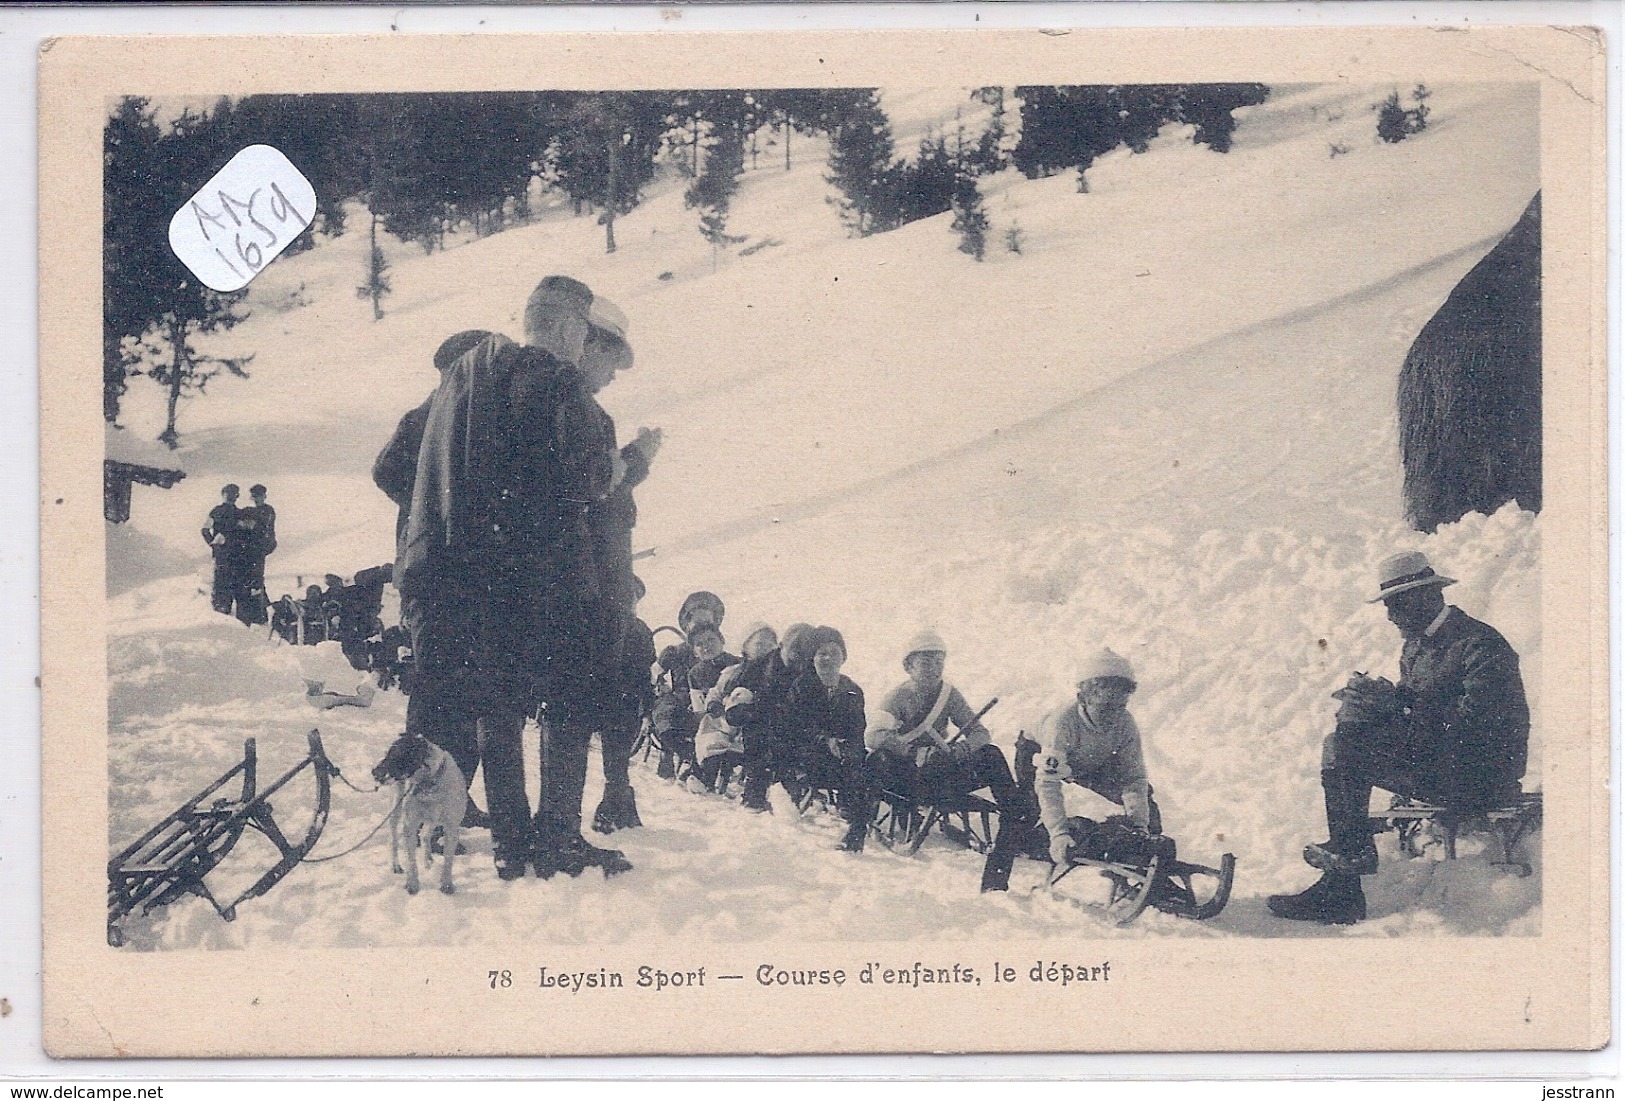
[[40, 26, 1607, 1057]]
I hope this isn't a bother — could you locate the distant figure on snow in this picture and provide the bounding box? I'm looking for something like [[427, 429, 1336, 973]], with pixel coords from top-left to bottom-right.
[[240, 483, 277, 624], [1268, 551, 1530, 925], [200, 483, 253, 623]]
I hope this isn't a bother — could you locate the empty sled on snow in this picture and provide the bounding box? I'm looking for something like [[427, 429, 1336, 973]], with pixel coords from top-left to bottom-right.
[[107, 730, 337, 946]]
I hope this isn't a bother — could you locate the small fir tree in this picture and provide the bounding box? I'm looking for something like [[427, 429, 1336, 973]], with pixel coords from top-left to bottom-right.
[[949, 172, 989, 261]]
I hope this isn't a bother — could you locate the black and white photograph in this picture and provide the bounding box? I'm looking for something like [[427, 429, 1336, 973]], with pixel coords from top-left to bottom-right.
[[40, 26, 1607, 1057]]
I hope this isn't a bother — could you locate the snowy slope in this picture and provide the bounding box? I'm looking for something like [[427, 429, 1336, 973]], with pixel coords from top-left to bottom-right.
[[106, 82, 1542, 949]]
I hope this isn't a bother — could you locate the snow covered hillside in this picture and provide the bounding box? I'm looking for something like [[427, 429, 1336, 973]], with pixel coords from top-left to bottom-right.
[[106, 82, 1542, 948]]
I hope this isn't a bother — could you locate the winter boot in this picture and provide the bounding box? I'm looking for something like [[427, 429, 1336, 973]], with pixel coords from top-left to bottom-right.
[[836, 819, 868, 854], [493, 849, 529, 881], [979, 849, 1017, 892], [549, 834, 634, 878], [740, 766, 772, 812], [592, 784, 642, 835], [1266, 873, 1366, 924], [657, 750, 677, 780], [1303, 835, 1378, 877]]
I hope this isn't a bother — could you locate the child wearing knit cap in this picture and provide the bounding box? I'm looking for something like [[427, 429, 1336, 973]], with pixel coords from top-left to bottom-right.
[[1033, 648, 1163, 869], [869, 629, 1035, 891]]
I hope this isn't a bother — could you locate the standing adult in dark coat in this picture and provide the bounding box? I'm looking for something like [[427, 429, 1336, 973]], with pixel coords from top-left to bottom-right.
[[396, 276, 619, 880], [1269, 551, 1531, 925], [573, 297, 662, 832], [237, 484, 277, 626], [373, 329, 499, 819], [201, 483, 249, 618]]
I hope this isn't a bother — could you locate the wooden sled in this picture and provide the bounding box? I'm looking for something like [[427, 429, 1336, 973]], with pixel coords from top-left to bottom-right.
[[1047, 850, 1237, 925], [1048, 852, 1166, 926], [107, 730, 336, 947], [1371, 791, 1543, 876], [872, 791, 999, 856]]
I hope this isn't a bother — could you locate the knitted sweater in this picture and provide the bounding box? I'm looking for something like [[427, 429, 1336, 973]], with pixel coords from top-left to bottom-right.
[[1034, 702, 1150, 834]]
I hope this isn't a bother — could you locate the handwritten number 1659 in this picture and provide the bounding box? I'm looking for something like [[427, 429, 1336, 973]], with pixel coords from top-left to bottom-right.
[[191, 182, 305, 280]]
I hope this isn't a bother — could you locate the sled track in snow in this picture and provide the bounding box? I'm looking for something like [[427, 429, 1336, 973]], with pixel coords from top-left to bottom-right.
[[653, 229, 1510, 561]]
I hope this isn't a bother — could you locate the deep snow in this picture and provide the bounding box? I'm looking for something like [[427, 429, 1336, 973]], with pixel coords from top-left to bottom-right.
[[106, 82, 1542, 948]]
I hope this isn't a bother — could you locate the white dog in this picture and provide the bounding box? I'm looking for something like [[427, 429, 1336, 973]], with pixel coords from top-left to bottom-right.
[[371, 733, 467, 895]]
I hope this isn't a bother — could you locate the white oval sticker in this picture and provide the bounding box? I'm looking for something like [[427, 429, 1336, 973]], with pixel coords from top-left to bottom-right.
[[166, 144, 316, 292]]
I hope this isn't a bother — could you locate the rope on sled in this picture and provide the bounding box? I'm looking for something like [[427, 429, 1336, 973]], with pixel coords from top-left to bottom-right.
[[301, 790, 403, 864], [333, 767, 383, 795]]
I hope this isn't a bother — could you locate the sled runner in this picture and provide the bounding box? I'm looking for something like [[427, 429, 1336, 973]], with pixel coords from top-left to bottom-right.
[[1371, 791, 1542, 876], [872, 792, 998, 856], [632, 624, 687, 765], [107, 730, 337, 946], [1048, 849, 1166, 925], [1044, 817, 1237, 925]]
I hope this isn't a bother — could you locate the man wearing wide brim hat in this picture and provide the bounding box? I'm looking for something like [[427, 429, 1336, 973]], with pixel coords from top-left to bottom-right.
[[1268, 550, 1531, 925]]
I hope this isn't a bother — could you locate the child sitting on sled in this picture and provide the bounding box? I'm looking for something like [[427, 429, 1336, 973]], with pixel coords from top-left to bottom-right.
[[691, 621, 777, 794], [1032, 648, 1164, 865], [650, 591, 727, 779]]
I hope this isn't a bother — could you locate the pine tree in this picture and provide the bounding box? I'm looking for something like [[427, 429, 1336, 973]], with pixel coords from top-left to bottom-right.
[[823, 89, 898, 237], [894, 131, 958, 225], [355, 208, 392, 320], [103, 96, 163, 425], [1179, 83, 1270, 153], [103, 99, 255, 446], [684, 116, 747, 270], [215, 93, 361, 250], [1012, 84, 1270, 180], [969, 87, 1014, 174], [949, 171, 989, 261], [1376, 85, 1430, 144], [550, 92, 670, 254]]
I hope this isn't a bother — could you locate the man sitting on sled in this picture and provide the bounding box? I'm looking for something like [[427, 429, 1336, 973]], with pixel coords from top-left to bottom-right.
[[1268, 551, 1531, 925]]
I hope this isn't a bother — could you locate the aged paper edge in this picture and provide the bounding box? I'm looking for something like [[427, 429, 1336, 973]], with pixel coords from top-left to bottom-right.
[[38, 26, 1610, 1057]]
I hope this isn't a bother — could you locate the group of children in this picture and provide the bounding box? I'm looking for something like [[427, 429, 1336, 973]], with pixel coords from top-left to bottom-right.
[[627, 589, 1160, 892], [269, 565, 411, 688]]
